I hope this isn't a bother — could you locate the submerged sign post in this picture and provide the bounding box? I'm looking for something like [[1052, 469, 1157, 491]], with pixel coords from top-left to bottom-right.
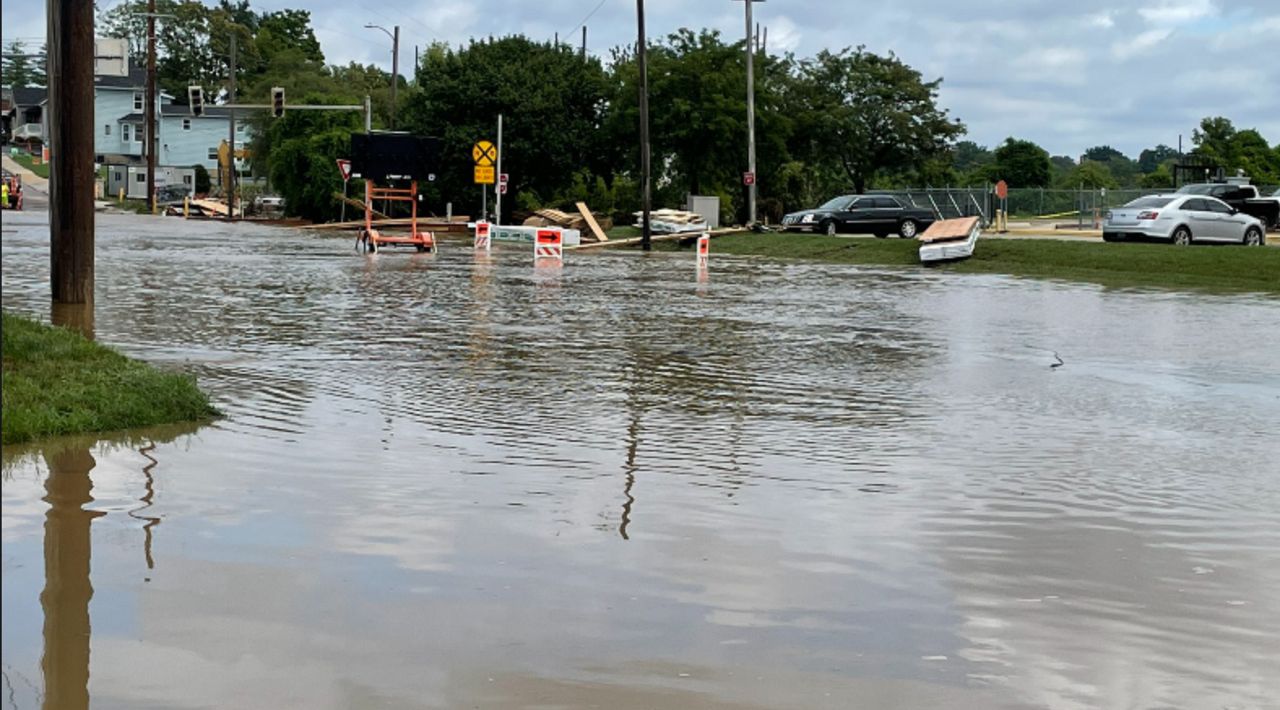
[[474, 138, 497, 219], [336, 158, 353, 222], [534, 228, 564, 262], [696, 233, 710, 269]]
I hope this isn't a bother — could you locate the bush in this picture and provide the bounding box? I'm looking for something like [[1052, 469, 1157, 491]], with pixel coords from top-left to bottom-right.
[[192, 164, 211, 194]]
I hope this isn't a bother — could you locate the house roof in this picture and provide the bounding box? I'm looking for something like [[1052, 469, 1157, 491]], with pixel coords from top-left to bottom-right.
[[95, 67, 149, 90], [11, 86, 47, 107]]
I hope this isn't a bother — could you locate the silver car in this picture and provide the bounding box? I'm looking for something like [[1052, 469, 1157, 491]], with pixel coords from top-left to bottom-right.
[[1103, 194, 1266, 245]]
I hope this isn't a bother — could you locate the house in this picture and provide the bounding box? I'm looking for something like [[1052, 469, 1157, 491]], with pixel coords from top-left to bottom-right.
[[1, 85, 48, 147], [33, 66, 250, 180]]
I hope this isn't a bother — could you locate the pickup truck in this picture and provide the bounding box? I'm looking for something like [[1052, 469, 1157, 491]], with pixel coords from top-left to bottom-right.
[[1176, 183, 1280, 229]]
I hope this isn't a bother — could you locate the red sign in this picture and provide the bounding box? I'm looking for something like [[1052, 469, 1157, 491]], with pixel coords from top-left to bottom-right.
[[336, 159, 352, 182], [743, 172, 756, 186], [535, 228, 564, 260], [498, 184, 508, 195], [995, 180, 1008, 200], [499, 173, 509, 184]]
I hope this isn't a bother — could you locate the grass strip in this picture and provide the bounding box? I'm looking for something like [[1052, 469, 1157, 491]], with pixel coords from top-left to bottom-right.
[[2, 311, 218, 444]]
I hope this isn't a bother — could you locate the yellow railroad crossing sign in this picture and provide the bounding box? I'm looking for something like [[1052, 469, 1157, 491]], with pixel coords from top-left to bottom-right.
[[474, 165, 496, 184], [472, 140, 497, 167]]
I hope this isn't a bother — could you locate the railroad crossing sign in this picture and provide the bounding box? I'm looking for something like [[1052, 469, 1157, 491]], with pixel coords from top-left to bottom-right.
[[472, 140, 497, 167], [474, 165, 496, 185], [336, 158, 352, 182], [743, 171, 756, 186]]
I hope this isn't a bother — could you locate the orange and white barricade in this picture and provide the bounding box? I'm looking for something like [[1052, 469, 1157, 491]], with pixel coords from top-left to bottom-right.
[[534, 228, 563, 261], [474, 221, 491, 251], [696, 233, 710, 269]]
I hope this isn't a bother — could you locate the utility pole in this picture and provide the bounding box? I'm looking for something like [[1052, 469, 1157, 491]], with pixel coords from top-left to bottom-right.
[[47, 0, 96, 304], [737, 0, 764, 228], [146, 0, 157, 214], [390, 26, 399, 130], [636, 0, 651, 250], [496, 113, 503, 225], [226, 33, 236, 221], [581, 26, 587, 59]]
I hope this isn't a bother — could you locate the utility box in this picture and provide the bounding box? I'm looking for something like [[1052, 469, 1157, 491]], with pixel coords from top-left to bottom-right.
[[686, 195, 720, 229]]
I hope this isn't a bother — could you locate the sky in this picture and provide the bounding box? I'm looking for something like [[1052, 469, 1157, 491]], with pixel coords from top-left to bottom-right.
[[5, 0, 1278, 158]]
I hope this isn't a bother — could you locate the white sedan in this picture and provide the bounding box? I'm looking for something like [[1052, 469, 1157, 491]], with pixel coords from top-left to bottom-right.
[[1103, 195, 1266, 246]]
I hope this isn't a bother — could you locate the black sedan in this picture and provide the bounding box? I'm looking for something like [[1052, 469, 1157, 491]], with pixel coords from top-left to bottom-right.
[[781, 194, 936, 238]]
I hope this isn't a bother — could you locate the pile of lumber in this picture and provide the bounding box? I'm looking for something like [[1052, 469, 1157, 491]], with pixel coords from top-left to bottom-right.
[[634, 208, 707, 234], [522, 203, 614, 242]]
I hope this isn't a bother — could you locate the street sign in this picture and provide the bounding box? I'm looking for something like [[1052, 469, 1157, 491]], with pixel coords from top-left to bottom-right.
[[498, 183, 508, 195], [499, 173, 509, 184], [474, 166, 496, 184], [472, 140, 497, 167], [743, 172, 756, 186], [995, 180, 1008, 200], [336, 159, 352, 182]]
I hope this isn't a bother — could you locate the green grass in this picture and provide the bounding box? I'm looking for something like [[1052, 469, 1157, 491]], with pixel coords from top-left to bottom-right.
[[2, 312, 218, 445], [9, 152, 50, 179], [658, 232, 1280, 293]]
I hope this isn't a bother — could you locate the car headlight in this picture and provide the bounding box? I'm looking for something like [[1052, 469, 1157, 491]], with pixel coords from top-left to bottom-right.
[[801, 214, 815, 223]]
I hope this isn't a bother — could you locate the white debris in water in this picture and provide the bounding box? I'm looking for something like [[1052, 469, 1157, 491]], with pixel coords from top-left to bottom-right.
[[922, 655, 948, 661]]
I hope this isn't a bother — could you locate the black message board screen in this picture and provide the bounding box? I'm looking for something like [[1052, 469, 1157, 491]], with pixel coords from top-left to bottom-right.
[[350, 133, 442, 182]]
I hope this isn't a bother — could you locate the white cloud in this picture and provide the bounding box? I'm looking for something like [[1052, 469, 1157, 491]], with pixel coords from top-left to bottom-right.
[[1137, 0, 1217, 25], [1111, 28, 1174, 60]]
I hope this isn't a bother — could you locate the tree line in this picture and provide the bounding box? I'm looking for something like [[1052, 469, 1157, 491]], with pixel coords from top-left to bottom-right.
[[73, 2, 1280, 222]]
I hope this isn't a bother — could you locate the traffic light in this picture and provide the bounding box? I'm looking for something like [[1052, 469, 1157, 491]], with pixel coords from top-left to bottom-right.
[[188, 85, 204, 116], [271, 87, 285, 118]]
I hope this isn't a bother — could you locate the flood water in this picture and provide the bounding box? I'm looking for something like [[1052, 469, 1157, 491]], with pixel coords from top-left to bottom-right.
[[3, 211, 1279, 709]]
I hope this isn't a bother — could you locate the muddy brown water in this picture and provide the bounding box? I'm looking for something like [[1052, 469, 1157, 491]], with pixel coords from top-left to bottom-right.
[[3, 211, 1279, 709]]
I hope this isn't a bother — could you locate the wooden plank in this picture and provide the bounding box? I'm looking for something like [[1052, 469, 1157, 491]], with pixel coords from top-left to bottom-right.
[[576, 202, 609, 242], [332, 191, 390, 220]]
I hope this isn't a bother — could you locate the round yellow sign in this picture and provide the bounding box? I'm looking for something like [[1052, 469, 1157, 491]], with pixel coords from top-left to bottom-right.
[[472, 140, 497, 167]]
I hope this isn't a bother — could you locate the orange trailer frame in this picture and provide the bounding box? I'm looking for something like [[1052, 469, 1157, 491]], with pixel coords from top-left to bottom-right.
[[359, 180, 436, 253]]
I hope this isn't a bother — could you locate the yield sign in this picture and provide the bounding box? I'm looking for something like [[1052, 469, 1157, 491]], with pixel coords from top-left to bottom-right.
[[336, 159, 352, 182]]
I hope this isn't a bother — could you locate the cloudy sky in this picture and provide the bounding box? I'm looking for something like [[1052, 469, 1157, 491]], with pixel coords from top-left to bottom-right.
[[5, 0, 1278, 157]]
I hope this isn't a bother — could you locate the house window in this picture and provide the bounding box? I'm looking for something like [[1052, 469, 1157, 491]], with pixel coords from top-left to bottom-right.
[[104, 124, 111, 136], [183, 175, 193, 185], [121, 124, 131, 142], [236, 124, 245, 133], [135, 173, 146, 183], [182, 119, 191, 131], [207, 148, 219, 160], [133, 92, 143, 111]]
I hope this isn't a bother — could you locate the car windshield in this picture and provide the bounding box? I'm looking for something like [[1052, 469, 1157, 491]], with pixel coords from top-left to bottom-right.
[[1176, 184, 1216, 195], [1124, 197, 1175, 208], [1273, 187, 1280, 197], [817, 196, 853, 210]]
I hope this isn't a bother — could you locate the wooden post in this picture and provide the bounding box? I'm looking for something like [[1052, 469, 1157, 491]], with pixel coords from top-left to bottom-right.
[[636, 0, 651, 251], [47, 0, 96, 304], [146, 0, 157, 213], [226, 33, 236, 221]]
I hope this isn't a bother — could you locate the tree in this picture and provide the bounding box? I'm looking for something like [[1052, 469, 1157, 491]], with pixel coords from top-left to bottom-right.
[[402, 37, 610, 221], [1192, 116, 1237, 168], [261, 94, 363, 220], [193, 164, 212, 194], [1081, 145, 1138, 186], [793, 47, 964, 193], [991, 138, 1051, 187], [1233, 129, 1280, 184], [1140, 165, 1173, 189], [2, 41, 38, 88], [1138, 144, 1179, 173], [1057, 160, 1118, 190]]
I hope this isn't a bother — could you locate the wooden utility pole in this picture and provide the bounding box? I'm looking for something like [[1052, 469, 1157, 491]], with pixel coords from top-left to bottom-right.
[[738, 0, 764, 228], [145, 0, 157, 213], [636, 0, 651, 251], [226, 33, 236, 221], [581, 26, 587, 59], [390, 26, 399, 130], [47, 0, 96, 304]]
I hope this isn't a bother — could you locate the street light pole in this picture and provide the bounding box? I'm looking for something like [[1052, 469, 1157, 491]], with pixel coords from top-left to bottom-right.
[[364, 24, 400, 130]]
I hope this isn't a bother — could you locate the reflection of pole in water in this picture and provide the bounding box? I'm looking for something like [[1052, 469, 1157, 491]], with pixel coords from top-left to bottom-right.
[[127, 442, 161, 574], [40, 447, 103, 710], [619, 377, 642, 541]]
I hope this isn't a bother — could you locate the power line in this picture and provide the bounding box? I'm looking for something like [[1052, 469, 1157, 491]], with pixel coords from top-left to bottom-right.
[[567, 0, 611, 36]]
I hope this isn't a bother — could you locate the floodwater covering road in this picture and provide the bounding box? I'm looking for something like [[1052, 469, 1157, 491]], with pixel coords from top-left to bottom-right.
[[2, 211, 1279, 709]]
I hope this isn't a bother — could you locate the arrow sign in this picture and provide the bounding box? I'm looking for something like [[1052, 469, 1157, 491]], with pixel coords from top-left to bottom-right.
[[336, 159, 352, 182]]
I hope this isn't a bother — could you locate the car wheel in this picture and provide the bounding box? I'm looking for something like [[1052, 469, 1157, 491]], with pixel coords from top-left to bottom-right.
[[899, 219, 919, 239], [823, 220, 837, 236], [1244, 227, 1263, 246], [1171, 226, 1192, 246], [1103, 233, 1123, 243]]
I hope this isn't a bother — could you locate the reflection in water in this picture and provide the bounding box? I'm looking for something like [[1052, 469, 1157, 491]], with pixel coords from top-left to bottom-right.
[[126, 443, 160, 573], [40, 447, 101, 710]]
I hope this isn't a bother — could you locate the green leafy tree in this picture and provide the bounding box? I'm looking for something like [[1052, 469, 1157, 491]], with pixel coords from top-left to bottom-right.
[[1140, 165, 1173, 189], [402, 37, 610, 222], [1056, 160, 1118, 190], [1233, 129, 1280, 184], [991, 138, 1051, 188], [1081, 145, 1139, 186], [793, 46, 964, 193], [1138, 144, 1179, 173], [1191, 116, 1237, 169], [192, 164, 212, 193], [261, 94, 362, 220]]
